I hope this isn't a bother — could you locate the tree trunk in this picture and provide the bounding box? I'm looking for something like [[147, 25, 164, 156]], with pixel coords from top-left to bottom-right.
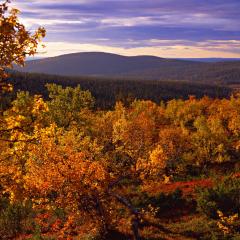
[[109, 191, 141, 240], [131, 216, 140, 240]]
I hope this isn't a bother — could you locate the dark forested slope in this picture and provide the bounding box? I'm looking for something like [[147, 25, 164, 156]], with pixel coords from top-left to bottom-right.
[[7, 71, 231, 109]]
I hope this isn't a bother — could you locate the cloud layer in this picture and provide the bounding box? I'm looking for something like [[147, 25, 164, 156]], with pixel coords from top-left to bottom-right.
[[11, 0, 240, 58]]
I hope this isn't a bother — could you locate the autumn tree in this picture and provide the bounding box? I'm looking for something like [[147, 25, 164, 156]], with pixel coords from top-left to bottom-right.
[[24, 126, 109, 237], [0, 0, 45, 92], [46, 83, 94, 129], [0, 3, 47, 238], [0, 92, 48, 204], [0, 0, 46, 147], [0, 0, 46, 199]]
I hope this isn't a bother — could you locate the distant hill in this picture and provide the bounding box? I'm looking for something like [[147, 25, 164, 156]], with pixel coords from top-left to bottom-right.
[[17, 52, 201, 77], [177, 58, 240, 63], [16, 52, 240, 83]]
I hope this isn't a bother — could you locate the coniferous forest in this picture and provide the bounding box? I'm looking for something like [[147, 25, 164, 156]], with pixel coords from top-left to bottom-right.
[[6, 71, 231, 109], [1, 1, 240, 240]]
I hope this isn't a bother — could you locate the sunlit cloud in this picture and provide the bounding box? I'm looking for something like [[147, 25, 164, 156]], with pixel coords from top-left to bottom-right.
[[9, 0, 240, 58], [35, 40, 240, 58]]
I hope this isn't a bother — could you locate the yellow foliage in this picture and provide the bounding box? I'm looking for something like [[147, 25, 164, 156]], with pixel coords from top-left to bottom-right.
[[217, 210, 239, 235]]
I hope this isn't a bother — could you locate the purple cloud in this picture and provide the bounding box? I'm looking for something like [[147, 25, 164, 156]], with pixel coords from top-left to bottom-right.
[[11, 0, 240, 57]]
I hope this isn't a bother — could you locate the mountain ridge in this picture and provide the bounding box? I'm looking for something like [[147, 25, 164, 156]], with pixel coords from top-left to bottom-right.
[[17, 52, 240, 83]]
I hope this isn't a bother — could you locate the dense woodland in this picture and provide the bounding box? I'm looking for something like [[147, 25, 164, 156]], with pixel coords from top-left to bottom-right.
[[125, 61, 240, 84], [1, 1, 240, 240], [6, 71, 232, 109], [1, 84, 240, 239]]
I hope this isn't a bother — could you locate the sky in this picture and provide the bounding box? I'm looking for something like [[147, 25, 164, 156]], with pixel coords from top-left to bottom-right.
[[9, 0, 240, 58]]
